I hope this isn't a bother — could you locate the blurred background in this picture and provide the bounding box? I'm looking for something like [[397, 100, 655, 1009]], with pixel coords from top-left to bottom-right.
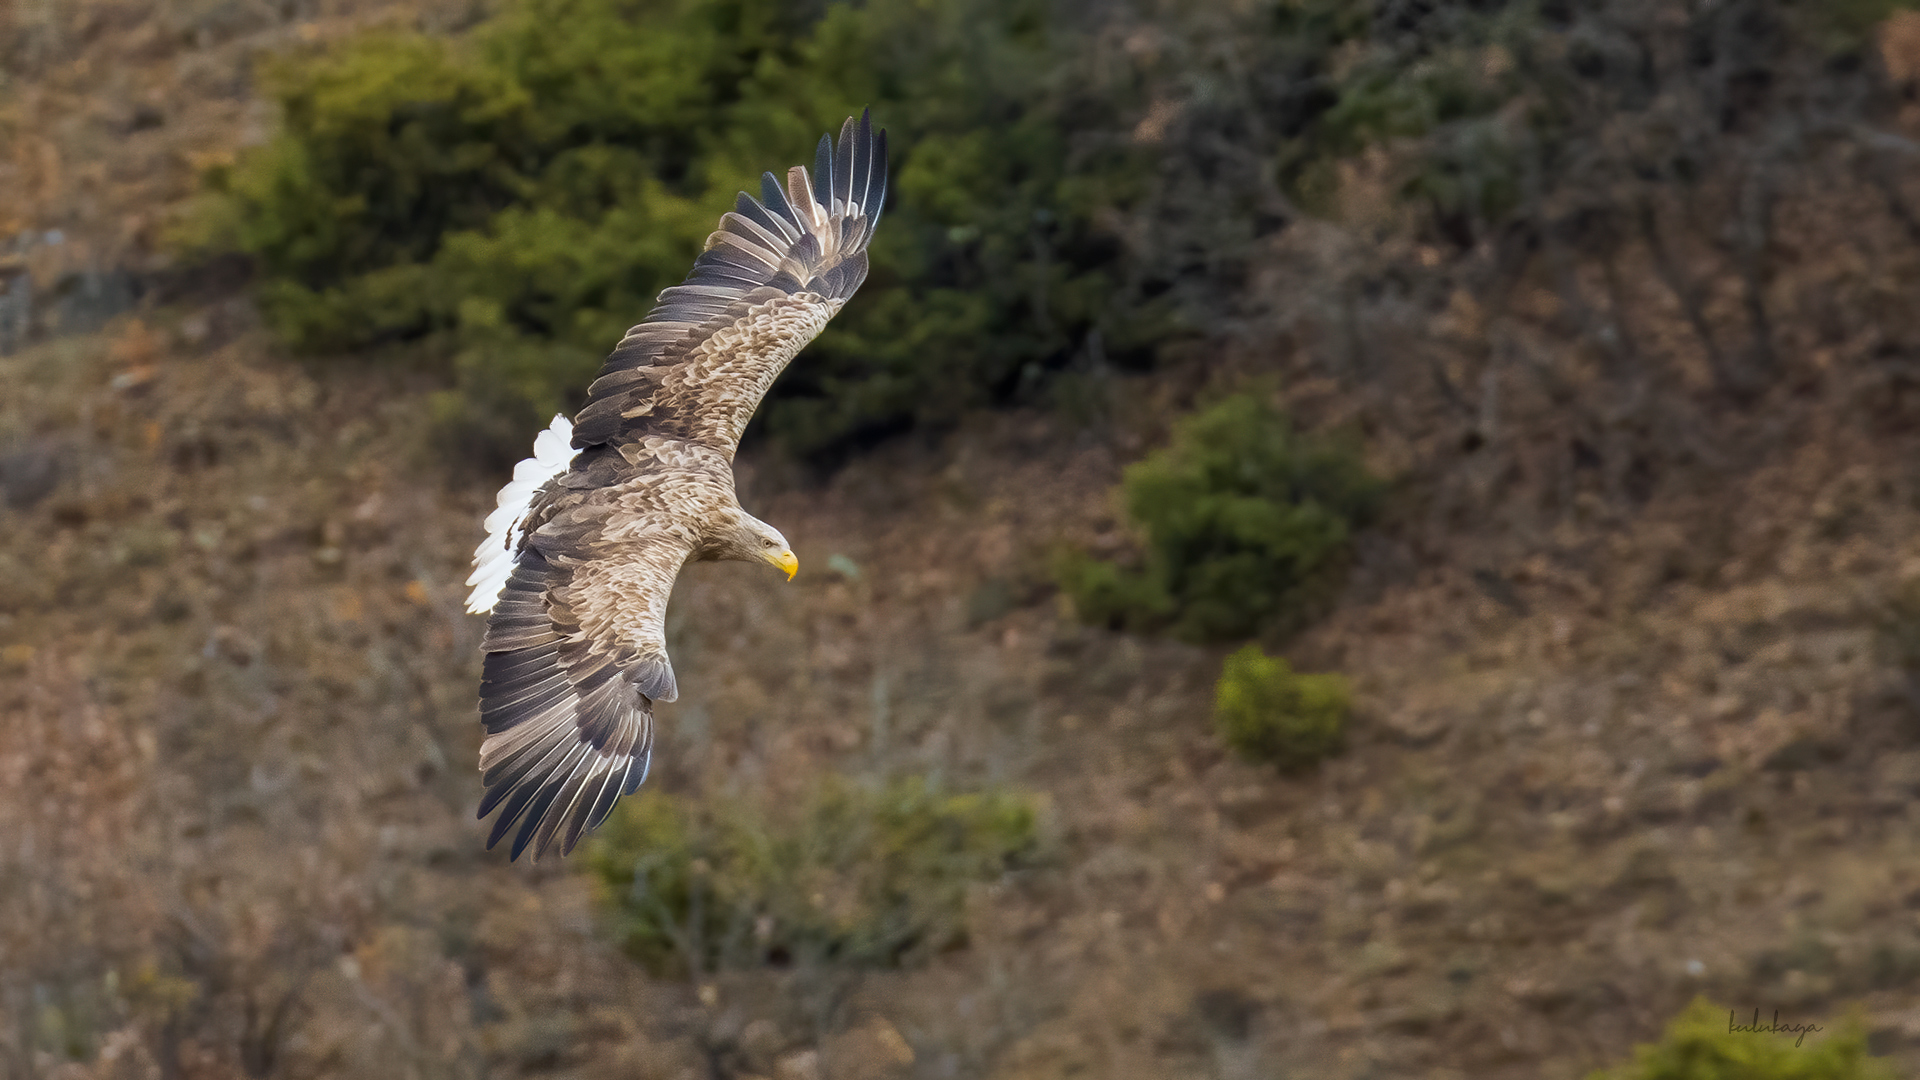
[[5, 0, 1920, 1076]]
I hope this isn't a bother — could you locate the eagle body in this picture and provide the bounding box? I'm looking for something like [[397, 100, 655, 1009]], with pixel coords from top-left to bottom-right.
[[464, 114, 887, 860]]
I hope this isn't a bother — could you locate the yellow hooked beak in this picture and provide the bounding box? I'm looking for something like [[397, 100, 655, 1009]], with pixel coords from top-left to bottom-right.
[[772, 549, 798, 581]]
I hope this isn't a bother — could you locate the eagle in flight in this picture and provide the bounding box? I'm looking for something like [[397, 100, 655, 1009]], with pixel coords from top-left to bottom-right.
[[463, 112, 887, 861]]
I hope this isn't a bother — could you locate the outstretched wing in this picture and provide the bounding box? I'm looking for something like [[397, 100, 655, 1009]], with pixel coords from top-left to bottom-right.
[[569, 110, 888, 458], [475, 488, 691, 861]]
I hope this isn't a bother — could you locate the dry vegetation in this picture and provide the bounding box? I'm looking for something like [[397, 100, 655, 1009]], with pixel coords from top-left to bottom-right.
[[10, 1, 1920, 1079]]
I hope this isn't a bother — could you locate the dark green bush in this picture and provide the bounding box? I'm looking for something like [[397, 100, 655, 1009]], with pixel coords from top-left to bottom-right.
[[1212, 644, 1348, 771], [1058, 393, 1381, 643], [188, 0, 1172, 461], [1239, 0, 1920, 249], [584, 778, 1039, 975], [1253, 0, 1530, 234], [1586, 997, 1893, 1080]]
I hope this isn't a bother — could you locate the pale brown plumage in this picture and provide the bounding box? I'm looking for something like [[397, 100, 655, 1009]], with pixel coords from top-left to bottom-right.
[[465, 112, 887, 860]]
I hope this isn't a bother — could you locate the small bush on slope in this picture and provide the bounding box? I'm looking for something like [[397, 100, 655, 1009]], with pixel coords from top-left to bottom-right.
[[1212, 644, 1349, 772], [584, 779, 1039, 976], [1057, 392, 1382, 644]]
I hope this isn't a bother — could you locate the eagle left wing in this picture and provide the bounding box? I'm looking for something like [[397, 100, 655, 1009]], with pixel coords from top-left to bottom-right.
[[476, 501, 690, 861], [568, 110, 888, 459]]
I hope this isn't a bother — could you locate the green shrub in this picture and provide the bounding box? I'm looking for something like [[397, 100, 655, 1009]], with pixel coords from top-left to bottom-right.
[[1212, 644, 1348, 771], [1058, 393, 1381, 643], [1052, 547, 1175, 635], [1587, 997, 1894, 1080], [187, 0, 1172, 461], [583, 778, 1040, 976]]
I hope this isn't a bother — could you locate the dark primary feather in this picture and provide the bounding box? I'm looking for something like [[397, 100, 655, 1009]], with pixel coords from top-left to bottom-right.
[[815, 132, 836, 212]]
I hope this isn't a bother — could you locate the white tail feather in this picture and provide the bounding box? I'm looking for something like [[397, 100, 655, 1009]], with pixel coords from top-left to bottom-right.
[[465, 414, 575, 614]]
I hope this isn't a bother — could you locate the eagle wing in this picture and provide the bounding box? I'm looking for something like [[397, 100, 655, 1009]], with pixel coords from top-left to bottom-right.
[[475, 467, 695, 861], [568, 110, 888, 458], [468, 112, 887, 860]]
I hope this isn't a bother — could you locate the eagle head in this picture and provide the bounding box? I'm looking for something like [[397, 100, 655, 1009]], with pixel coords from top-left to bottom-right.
[[704, 508, 796, 581]]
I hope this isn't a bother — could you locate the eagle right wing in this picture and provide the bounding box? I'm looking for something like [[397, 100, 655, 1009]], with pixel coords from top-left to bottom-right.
[[568, 110, 888, 459]]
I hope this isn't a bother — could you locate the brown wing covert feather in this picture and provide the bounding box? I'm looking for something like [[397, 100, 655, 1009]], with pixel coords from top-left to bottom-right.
[[569, 110, 888, 456]]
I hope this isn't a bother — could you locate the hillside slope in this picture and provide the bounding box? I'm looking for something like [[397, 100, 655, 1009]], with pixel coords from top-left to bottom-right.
[[7, 1, 1920, 1079]]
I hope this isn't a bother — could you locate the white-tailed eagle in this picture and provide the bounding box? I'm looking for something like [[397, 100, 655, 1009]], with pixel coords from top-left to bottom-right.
[[464, 112, 887, 860]]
